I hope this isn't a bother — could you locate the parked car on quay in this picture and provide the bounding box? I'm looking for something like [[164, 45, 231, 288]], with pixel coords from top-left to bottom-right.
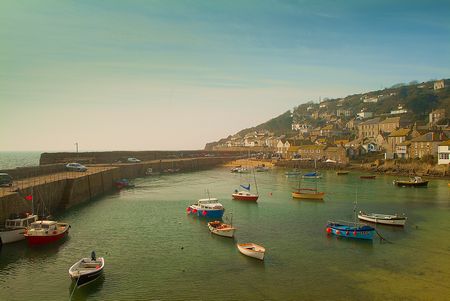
[[0, 173, 13, 187], [65, 163, 88, 172], [127, 157, 141, 163]]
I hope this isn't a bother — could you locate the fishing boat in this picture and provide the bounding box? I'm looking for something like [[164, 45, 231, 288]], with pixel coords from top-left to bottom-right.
[[336, 171, 349, 175], [326, 220, 375, 240], [207, 221, 236, 238], [69, 251, 105, 287], [358, 211, 407, 226], [360, 175, 376, 179], [237, 243, 265, 260], [292, 188, 325, 200], [302, 172, 322, 179], [24, 220, 70, 245], [114, 178, 135, 189], [187, 198, 224, 218], [393, 176, 428, 187], [0, 213, 38, 245]]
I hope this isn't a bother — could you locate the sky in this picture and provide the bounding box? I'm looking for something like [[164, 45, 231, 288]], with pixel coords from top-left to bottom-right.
[[1, 0, 449, 151]]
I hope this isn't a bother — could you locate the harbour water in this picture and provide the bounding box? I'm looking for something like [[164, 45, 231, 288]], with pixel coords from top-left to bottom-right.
[[0, 167, 449, 300]]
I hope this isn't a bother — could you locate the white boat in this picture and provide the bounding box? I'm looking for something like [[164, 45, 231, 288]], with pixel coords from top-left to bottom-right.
[[237, 243, 265, 260], [207, 221, 236, 238], [358, 211, 407, 226], [0, 214, 38, 245], [69, 251, 105, 286]]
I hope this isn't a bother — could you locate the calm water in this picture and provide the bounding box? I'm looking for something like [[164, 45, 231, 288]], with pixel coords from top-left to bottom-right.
[[0, 152, 41, 169], [0, 168, 449, 301]]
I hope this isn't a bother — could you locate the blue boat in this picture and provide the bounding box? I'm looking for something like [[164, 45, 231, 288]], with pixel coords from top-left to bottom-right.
[[186, 198, 224, 219], [326, 221, 375, 240], [302, 172, 322, 179]]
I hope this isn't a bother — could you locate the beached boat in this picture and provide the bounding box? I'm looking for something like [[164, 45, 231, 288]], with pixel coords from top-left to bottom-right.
[[24, 220, 70, 245], [0, 214, 38, 245], [237, 243, 265, 260], [114, 178, 135, 189], [292, 188, 325, 200], [326, 221, 375, 240], [358, 211, 407, 226], [302, 172, 322, 179], [69, 251, 105, 287], [393, 176, 428, 187], [360, 175, 376, 179], [207, 221, 236, 238], [336, 171, 349, 175], [187, 198, 224, 218]]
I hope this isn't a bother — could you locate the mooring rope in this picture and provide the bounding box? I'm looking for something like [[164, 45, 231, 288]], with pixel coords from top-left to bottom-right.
[[375, 228, 393, 244], [69, 275, 80, 300]]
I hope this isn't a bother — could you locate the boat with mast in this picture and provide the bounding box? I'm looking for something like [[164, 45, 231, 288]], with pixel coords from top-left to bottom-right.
[[232, 170, 259, 202], [302, 159, 322, 179], [292, 174, 324, 200]]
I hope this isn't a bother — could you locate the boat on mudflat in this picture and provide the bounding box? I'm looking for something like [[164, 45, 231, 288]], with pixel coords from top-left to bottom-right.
[[393, 176, 428, 187], [237, 243, 265, 260], [326, 221, 375, 240], [69, 251, 104, 287], [207, 221, 236, 238], [360, 175, 376, 179], [187, 198, 224, 218], [292, 188, 324, 200], [24, 220, 70, 245], [0, 213, 38, 245], [358, 211, 407, 226]]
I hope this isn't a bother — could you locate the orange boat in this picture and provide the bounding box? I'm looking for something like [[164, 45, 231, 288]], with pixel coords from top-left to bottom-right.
[[292, 188, 325, 200]]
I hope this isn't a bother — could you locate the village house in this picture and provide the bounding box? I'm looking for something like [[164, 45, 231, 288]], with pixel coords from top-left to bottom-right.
[[387, 128, 411, 157], [325, 146, 349, 164], [292, 123, 311, 133], [358, 117, 381, 139], [379, 117, 400, 134], [276, 139, 291, 158], [356, 111, 373, 119], [434, 79, 445, 90], [429, 109, 446, 125], [390, 105, 408, 115], [409, 132, 449, 159], [320, 124, 335, 137], [438, 140, 450, 165], [297, 145, 327, 161], [336, 109, 352, 117], [395, 141, 411, 159]]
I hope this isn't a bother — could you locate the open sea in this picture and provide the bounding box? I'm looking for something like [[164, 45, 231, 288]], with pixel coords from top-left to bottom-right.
[[0, 152, 41, 170], [0, 162, 450, 300]]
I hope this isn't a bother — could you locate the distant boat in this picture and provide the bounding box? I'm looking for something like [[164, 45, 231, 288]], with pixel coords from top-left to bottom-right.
[[302, 172, 322, 179], [326, 220, 375, 240], [393, 176, 428, 187], [24, 220, 70, 245], [237, 243, 265, 260], [336, 171, 349, 175], [114, 178, 135, 189], [187, 198, 224, 218], [69, 251, 104, 287], [360, 175, 376, 179], [207, 221, 236, 238], [232, 169, 259, 202], [0, 214, 38, 245], [255, 165, 269, 172], [145, 168, 160, 176], [358, 211, 407, 227], [292, 188, 325, 200], [285, 170, 301, 176]]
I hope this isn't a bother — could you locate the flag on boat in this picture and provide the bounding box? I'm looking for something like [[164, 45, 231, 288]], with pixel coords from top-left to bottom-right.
[[24, 195, 33, 201], [240, 184, 251, 191]]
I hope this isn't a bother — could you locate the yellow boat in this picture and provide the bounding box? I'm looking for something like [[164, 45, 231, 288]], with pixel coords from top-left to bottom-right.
[[292, 188, 325, 200]]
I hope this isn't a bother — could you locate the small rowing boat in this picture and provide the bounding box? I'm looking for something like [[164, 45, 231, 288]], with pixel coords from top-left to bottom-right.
[[336, 171, 349, 175], [237, 243, 265, 260], [207, 221, 236, 238], [358, 211, 407, 226], [360, 175, 376, 179], [69, 251, 105, 287]]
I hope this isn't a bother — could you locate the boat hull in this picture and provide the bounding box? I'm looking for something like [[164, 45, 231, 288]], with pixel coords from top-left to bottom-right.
[[187, 207, 224, 218], [232, 194, 259, 201], [358, 214, 406, 226], [208, 222, 235, 238], [0, 228, 27, 244], [25, 224, 70, 245], [336, 172, 349, 175], [360, 175, 376, 179], [69, 257, 104, 287], [326, 223, 375, 240], [237, 243, 265, 260], [394, 180, 428, 187], [291, 191, 324, 200]]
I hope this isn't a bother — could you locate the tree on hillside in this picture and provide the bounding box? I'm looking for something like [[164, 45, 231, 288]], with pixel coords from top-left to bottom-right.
[[408, 94, 438, 116]]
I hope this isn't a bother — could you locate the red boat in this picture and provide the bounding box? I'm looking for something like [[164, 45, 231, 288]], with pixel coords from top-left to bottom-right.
[[24, 220, 70, 245], [232, 191, 259, 202]]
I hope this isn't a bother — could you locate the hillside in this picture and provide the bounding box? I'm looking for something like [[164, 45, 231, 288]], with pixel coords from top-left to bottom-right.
[[205, 79, 450, 149]]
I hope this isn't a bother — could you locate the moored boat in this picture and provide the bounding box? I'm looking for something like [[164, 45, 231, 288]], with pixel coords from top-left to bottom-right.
[[302, 172, 322, 179], [0, 213, 38, 245], [336, 171, 349, 175], [326, 221, 375, 240], [393, 176, 428, 187], [360, 175, 376, 179], [69, 251, 105, 287], [187, 198, 224, 218], [237, 243, 265, 260], [24, 220, 70, 245], [232, 190, 259, 201], [207, 221, 236, 238], [114, 178, 135, 189], [291, 188, 324, 200], [358, 211, 407, 226]]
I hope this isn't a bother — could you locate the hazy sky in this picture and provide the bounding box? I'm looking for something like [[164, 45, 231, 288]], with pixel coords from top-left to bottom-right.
[[1, 0, 449, 151]]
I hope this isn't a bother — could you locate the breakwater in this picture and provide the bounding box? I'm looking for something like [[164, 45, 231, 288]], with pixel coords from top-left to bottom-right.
[[0, 156, 234, 222]]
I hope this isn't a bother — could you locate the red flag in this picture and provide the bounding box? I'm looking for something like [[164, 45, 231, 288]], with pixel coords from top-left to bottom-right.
[[25, 195, 33, 201]]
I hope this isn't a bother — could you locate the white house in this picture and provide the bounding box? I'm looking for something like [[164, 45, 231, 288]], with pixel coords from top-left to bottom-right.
[[356, 111, 373, 119], [438, 140, 450, 165]]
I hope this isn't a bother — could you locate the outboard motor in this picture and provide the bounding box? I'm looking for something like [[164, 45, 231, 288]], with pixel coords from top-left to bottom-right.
[[91, 250, 96, 261]]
